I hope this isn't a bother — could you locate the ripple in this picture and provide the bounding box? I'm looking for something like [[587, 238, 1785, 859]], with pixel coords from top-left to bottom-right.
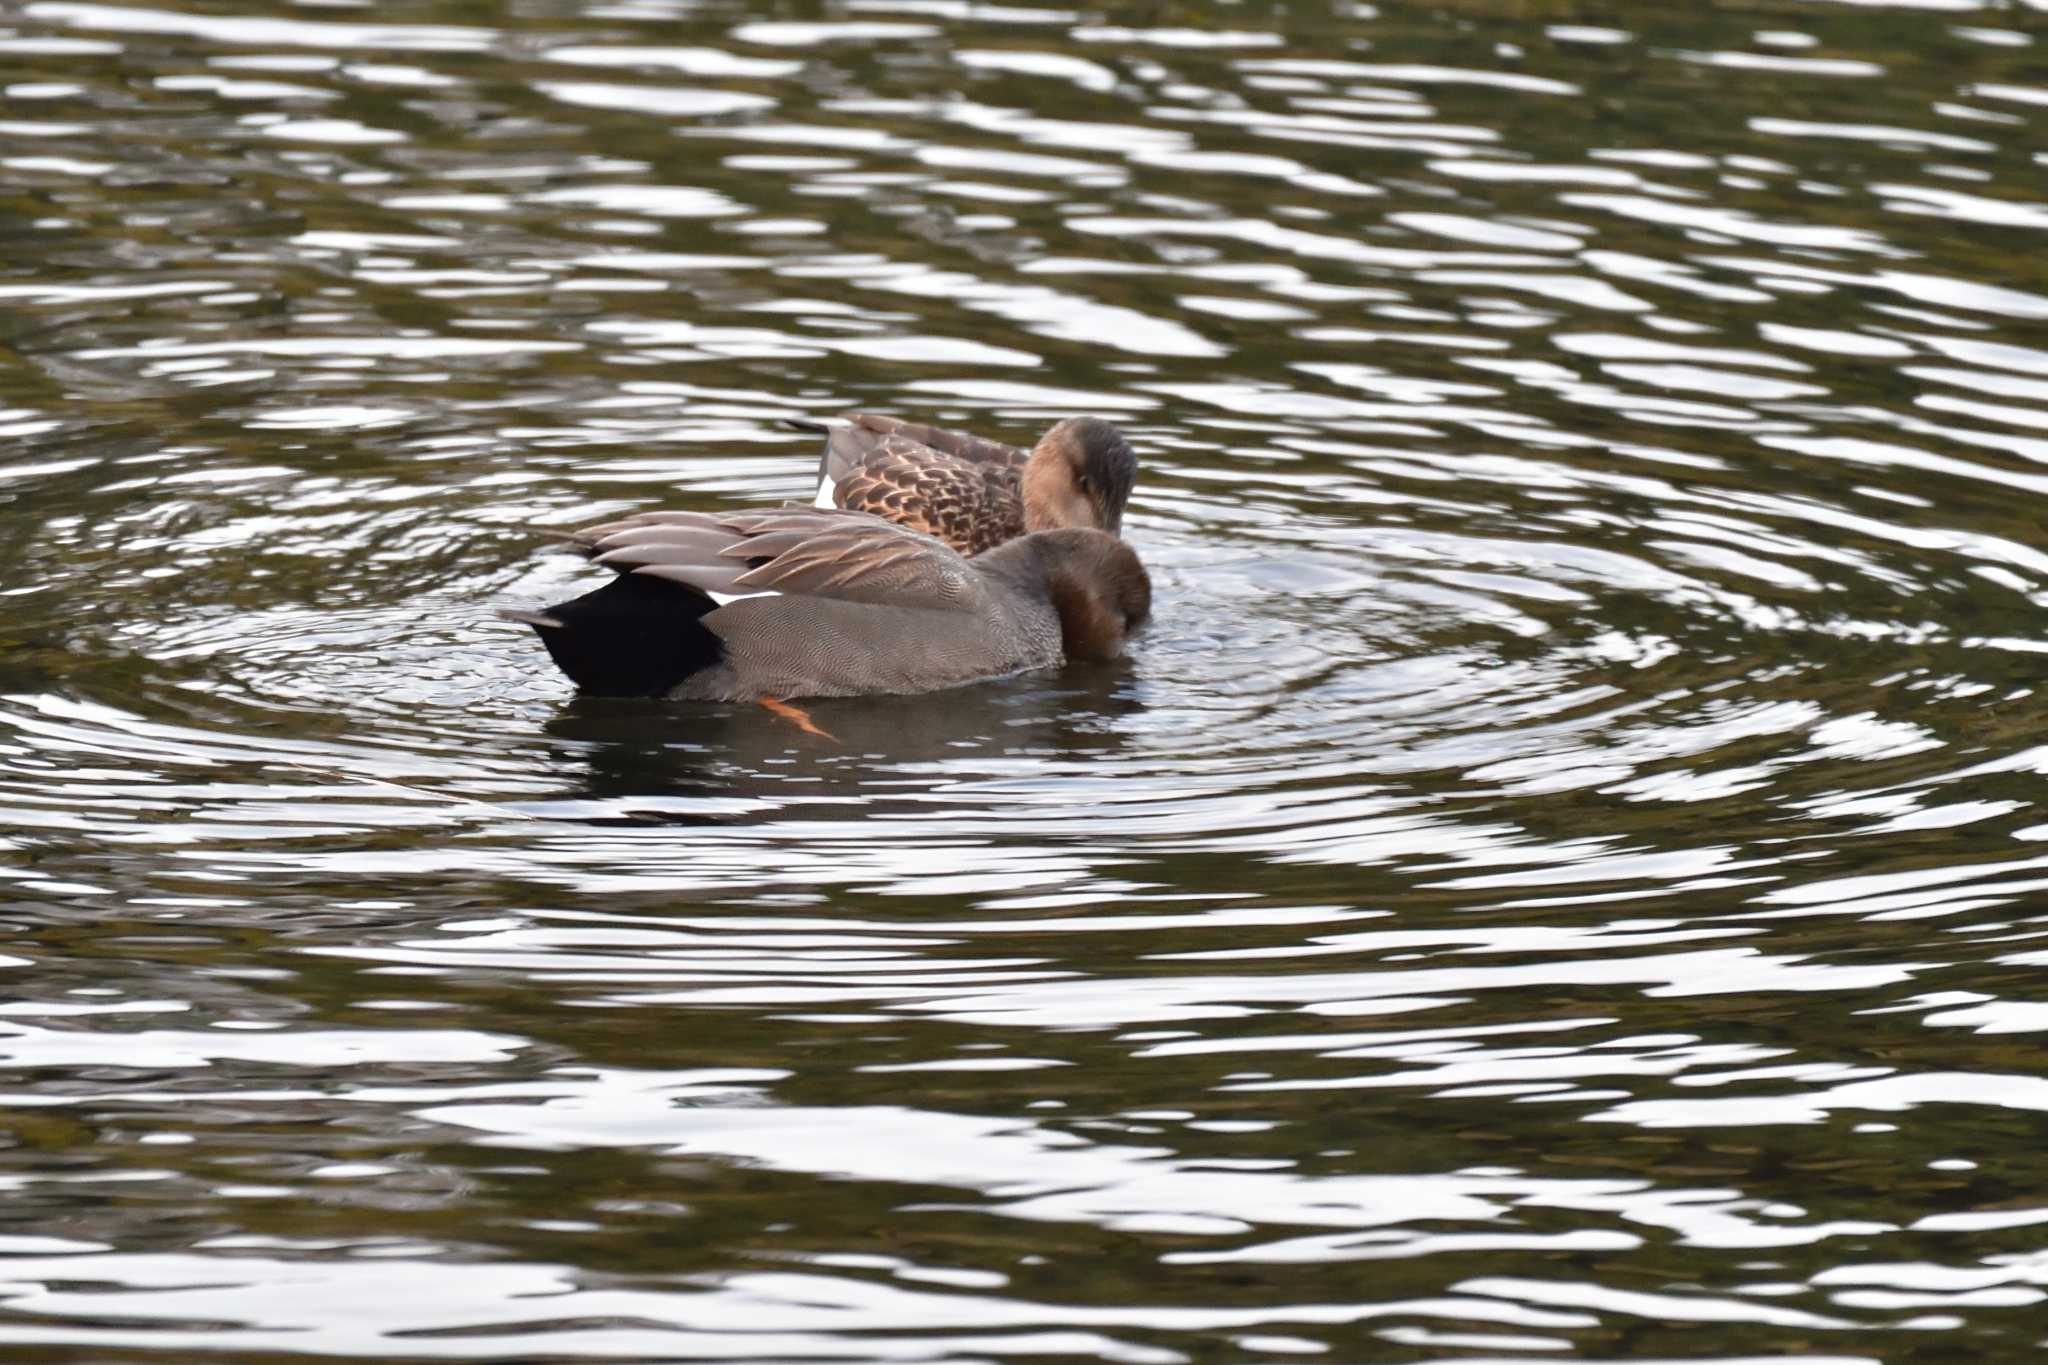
[[537, 81, 778, 120], [545, 44, 804, 78], [26, 2, 495, 50], [8, 2, 2048, 1360], [732, 21, 939, 47]]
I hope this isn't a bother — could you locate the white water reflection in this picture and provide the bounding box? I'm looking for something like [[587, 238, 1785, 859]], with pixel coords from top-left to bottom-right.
[[0, 1247, 1612, 1362], [26, 2, 495, 49]]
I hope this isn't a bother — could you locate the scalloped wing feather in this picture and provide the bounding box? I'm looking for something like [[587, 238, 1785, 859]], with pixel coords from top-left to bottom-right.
[[813, 412, 1026, 486], [831, 436, 1027, 556]]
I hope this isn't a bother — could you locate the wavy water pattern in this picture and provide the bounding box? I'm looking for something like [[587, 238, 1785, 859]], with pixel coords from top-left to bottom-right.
[[4, 3, 2048, 1361]]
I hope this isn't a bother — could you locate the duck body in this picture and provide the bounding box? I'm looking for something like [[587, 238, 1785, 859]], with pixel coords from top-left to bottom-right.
[[510, 508, 1149, 700], [795, 412, 1137, 556]]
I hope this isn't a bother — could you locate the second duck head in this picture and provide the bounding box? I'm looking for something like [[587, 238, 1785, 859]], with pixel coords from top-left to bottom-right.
[[1021, 417, 1137, 539]]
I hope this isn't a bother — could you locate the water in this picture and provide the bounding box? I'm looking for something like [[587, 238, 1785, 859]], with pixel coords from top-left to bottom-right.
[[4, 1, 2048, 1359]]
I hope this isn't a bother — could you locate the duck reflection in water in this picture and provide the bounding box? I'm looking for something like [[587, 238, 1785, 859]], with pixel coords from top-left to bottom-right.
[[538, 664, 1146, 827]]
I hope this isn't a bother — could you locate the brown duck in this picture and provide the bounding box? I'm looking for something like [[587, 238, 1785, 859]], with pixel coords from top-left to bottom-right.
[[793, 412, 1138, 555], [507, 507, 1151, 702]]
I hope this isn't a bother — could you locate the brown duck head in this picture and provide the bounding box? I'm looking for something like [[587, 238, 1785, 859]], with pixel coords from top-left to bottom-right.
[[1020, 417, 1137, 538], [1031, 527, 1152, 663]]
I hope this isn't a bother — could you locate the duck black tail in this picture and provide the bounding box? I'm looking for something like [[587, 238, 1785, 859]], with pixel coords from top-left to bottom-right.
[[506, 573, 723, 698]]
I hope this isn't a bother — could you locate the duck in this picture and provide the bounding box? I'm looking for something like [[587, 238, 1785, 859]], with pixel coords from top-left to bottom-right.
[[790, 412, 1138, 556], [505, 506, 1151, 705]]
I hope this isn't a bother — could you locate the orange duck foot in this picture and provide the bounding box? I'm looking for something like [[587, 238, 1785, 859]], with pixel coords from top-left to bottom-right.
[[758, 696, 836, 741]]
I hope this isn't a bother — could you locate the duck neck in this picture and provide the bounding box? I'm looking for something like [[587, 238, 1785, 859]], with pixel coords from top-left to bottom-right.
[[979, 532, 1124, 661], [1020, 446, 1090, 532], [974, 534, 1060, 603]]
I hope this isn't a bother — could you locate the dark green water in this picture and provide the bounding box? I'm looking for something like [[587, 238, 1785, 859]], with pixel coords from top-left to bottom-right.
[[5, 1, 2048, 1359]]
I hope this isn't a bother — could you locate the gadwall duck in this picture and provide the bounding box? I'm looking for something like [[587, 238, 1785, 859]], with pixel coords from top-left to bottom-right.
[[506, 507, 1150, 701], [791, 412, 1138, 556]]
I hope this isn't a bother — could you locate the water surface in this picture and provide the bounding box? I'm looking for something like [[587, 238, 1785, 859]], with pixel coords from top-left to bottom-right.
[[5, 1, 2048, 1360]]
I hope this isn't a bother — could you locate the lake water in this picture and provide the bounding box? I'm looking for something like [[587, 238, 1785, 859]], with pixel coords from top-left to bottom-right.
[[4, 1, 2048, 1360]]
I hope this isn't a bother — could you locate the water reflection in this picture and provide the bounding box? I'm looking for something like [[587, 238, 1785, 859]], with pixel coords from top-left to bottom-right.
[[6, 0, 2048, 1359]]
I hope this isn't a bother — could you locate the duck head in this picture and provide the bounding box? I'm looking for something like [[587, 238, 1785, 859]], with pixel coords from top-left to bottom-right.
[[1021, 417, 1137, 538], [1032, 527, 1152, 662]]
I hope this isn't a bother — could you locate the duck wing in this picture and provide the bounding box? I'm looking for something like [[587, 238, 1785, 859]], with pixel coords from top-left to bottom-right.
[[569, 508, 989, 611], [831, 437, 1028, 556], [796, 411, 1027, 481], [793, 414, 1029, 555]]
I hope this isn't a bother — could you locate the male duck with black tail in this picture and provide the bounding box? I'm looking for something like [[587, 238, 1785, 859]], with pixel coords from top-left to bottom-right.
[[788, 412, 1138, 556], [503, 507, 1151, 707]]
